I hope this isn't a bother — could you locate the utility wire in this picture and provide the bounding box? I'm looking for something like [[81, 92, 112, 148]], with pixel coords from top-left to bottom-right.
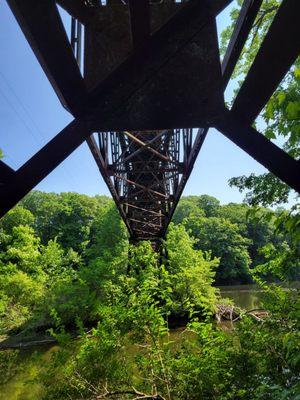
[[0, 70, 45, 144], [0, 72, 79, 191], [0, 85, 42, 146]]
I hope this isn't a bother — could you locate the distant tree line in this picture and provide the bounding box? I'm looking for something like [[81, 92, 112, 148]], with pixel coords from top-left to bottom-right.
[[0, 189, 298, 400], [173, 194, 295, 284]]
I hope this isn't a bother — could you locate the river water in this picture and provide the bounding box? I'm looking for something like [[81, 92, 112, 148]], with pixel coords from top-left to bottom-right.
[[0, 345, 59, 400], [0, 283, 295, 399], [218, 283, 264, 310]]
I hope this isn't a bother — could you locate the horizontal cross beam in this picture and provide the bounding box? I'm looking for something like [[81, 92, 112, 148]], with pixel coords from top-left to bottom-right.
[[122, 131, 169, 162], [133, 228, 158, 237], [114, 174, 168, 199], [129, 218, 162, 229], [124, 203, 164, 217]]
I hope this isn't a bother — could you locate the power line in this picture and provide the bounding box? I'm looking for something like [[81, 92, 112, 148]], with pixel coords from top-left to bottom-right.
[[0, 73, 79, 191], [0, 70, 45, 144], [0, 85, 42, 146]]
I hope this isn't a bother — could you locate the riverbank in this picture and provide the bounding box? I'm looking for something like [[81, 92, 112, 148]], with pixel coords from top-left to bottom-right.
[[0, 283, 284, 351], [1, 283, 298, 400]]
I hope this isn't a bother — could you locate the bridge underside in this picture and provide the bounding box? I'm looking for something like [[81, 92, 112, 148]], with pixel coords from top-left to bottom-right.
[[88, 128, 206, 240], [0, 0, 299, 243]]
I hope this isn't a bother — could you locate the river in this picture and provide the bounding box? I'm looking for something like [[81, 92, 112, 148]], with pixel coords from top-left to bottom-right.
[[0, 283, 294, 400], [218, 283, 264, 309], [0, 344, 59, 400]]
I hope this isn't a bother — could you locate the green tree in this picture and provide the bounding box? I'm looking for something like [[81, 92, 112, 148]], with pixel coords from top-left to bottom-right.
[[0, 225, 45, 332], [165, 224, 218, 317], [197, 195, 220, 217], [21, 191, 104, 253], [86, 202, 128, 262], [184, 216, 251, 283], [0, 206, 34, 235], [52, 192, 101, 252], [217, 202, 249, 235], [20, 191, 64, 243], [221, 0, 299, 206], [172, 197, 205, 224], [218, 203, 281, 266], [1, 226, 42, 276], [39, 239, 81, 279]]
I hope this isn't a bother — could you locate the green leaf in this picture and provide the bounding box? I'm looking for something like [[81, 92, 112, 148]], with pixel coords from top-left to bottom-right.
[[294, 68, 300, 79], [286, 101, 300, 119], [265, 129, 277, 140], [277, 91, 286, 106]]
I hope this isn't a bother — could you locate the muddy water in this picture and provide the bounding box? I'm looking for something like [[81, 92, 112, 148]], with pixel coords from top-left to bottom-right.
[[0, 345, 59, 400], [218, 284, 264, 309]]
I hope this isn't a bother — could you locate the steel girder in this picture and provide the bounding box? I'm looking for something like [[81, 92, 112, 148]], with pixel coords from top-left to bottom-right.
[[87, 128, 204, 240], [1, 0, 299, 243]]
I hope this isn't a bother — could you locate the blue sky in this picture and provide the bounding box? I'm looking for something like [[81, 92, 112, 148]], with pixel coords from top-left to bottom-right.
[[0, 1, 289, 205]]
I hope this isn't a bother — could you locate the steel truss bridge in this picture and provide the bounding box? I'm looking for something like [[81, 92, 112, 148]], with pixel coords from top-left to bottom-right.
[[0, 0, 299, 243]]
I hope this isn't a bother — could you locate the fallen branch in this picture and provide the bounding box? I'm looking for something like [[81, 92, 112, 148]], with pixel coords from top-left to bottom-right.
[[0, 337, 57, 350], [215, 304, 240, 323], [216, 304, 269, 324], [96, 386, 166, 400]]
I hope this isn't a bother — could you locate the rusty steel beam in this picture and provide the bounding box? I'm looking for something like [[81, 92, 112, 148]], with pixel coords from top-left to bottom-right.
[[222, 0, 263, 88], [124, 203, 164, 217], [134, 228, 158, 237], [129, 218, 162, 229], [128, 0, 150, 48], [0, 119, 90, 217], [214, 109, 300, 193], [123, 131, 169, 162], [232, 0, 300, 123], [95, 128, 184, 240], [161, 128, 208, 236], [0, 161, 15, 185], [56, 0, 96, 25], [86, 135, 134, 236], [87, 19, 223, 130], [121, 130, 167, 163], [71, 17, 83, 70], [114, 168, 183, 175], [114, 174, 168, 199], [85, 0, 231, 130], [6, 0, 87, 117]]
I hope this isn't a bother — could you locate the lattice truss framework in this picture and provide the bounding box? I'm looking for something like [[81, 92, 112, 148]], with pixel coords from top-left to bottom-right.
[[0, 0, 299, 242], [90, 128, 203, 239]]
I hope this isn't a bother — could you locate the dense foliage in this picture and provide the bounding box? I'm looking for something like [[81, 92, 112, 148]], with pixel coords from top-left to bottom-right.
[[0, 2, 299, 398], [173, 195, 292, 283], [221, 0, 299, 206], [0, 190, 298, 400], [0, 191, 297, 334]]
